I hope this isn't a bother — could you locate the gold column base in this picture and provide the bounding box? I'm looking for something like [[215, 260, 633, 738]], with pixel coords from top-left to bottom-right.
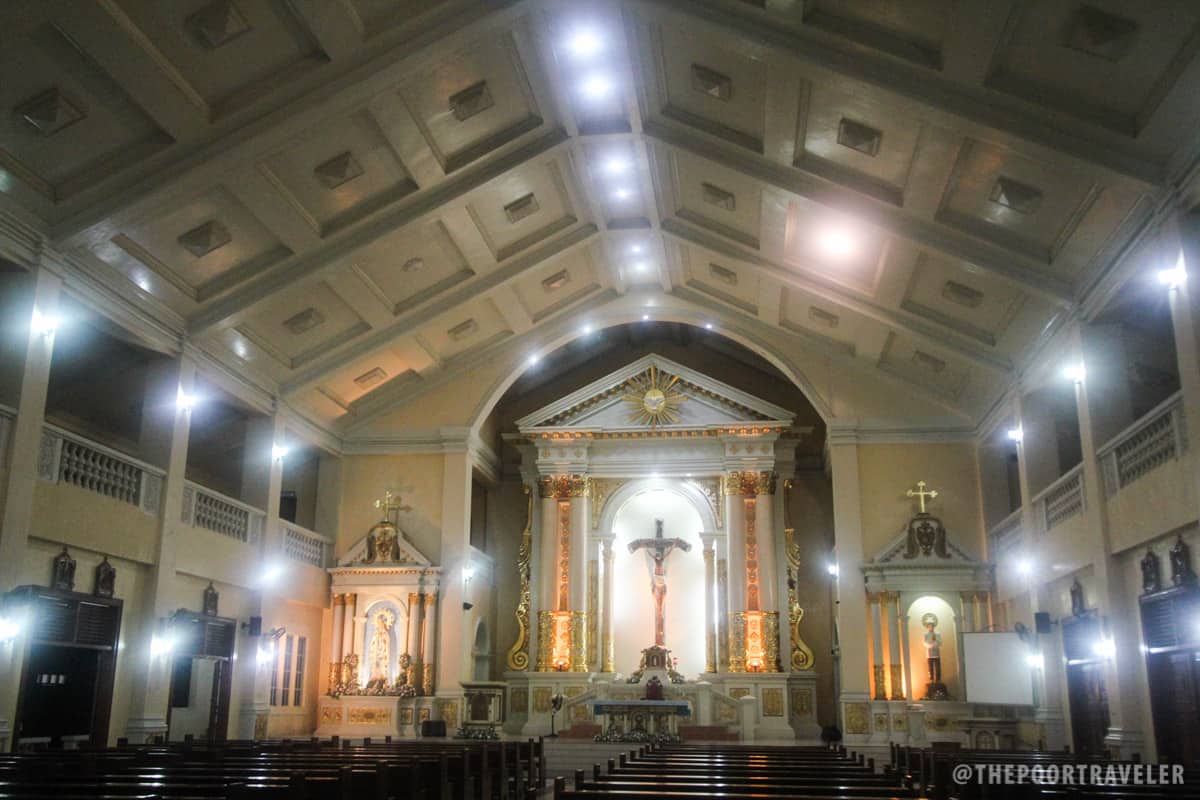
[[762, 611, 782, 673], [535, 611, 554, 671], [889, 664, 906, 700], [727, 612, 746, 672], [873, 664, 887, 700], [422, 663, 435, 696]]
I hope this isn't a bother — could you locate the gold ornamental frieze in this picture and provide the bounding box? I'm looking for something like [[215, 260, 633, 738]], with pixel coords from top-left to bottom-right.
[[537, 474, 589, 499]]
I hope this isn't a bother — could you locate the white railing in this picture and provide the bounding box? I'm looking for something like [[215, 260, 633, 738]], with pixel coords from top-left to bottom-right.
[[182, 481, 264, 543], [37, 424, 163, 515], [1097, 391, 1186, 497], [282, 522, 331, 568], [987, 509, 1023, 560], [1032, 465, 1085, 532]]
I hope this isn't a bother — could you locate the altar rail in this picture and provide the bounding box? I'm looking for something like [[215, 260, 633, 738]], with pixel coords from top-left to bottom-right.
[[37, 423, 164, 515], [182, 481, 264, 543], [1032, 464, 1084, 532], [1097, 391, 1186, 497], [283, 521, 331, 567]]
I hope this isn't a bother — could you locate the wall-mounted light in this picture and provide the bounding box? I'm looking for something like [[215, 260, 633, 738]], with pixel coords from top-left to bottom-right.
[[256, 644, 276, 666], [1006, 427, 1024, 443], [1025, 652, 1044, 670], [150, 632, 178, 659], [526, 354, 541, 368], [260, 563, 284, 587], [1157, 263, 1187, 289], [1015, 558, 1033, 577], [177, 387, 198, 412], [0, 616, 21, 643], [30, 306, 60, 337], [271, 443, 290, 461], [1063, 363, 1086, 384], [462, 564, 476, 611], [1091, 637, 1116, 660], [826, 563, 839, 577]]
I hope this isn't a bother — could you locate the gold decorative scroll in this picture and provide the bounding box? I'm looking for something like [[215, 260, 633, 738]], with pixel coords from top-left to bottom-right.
[[589, 478, 627, 529], [688, 477, 723, 529], [782, 480, 815, 671], [587, 560, 598, 670], [557, 501, 571, 610], [538, 474, 589, 499], [505, 485, 534, 671], [744, 498, 759, 611]]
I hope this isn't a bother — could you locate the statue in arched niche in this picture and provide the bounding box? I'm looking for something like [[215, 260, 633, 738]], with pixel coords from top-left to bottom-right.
[[367, 608, 396, 686]]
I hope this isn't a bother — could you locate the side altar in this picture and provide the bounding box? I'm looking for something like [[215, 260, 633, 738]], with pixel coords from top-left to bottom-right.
[[316, 492, 455, 739]]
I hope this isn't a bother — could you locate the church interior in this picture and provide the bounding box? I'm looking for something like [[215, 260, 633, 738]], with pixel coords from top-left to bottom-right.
[[2, 0, 1200, 795]]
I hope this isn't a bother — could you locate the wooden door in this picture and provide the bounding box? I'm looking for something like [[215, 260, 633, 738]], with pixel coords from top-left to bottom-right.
[[1148, 650, 1200, 768], [1066, 661, 1110, 757]]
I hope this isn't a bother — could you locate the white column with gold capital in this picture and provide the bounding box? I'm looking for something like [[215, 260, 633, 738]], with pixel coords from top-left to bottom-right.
[[700, 533, 718, 674]]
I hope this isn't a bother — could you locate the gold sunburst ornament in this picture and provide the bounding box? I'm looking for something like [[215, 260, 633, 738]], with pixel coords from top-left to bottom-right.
[[622, 365, 686, 426]]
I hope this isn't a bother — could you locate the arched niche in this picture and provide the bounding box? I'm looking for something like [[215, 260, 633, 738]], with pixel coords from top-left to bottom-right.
[[595, 477, 720, 537]]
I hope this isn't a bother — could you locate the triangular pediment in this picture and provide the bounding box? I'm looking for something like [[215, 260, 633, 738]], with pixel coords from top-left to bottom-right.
[[516, 353, 795, 432], [334, 520, 432, 569]]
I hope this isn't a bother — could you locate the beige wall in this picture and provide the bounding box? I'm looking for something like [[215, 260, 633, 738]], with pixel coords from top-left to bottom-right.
[[32, 481, 159, 566], [857, 443, 986, 560], [337, 454, 445, 564]]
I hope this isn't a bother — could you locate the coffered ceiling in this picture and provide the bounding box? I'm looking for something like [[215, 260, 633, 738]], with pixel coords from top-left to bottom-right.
[[2, 0, 1198, 437]]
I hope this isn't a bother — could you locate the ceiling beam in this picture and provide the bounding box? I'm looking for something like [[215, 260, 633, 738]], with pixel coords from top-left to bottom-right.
[[661, 220, 1014, 375], [648, 0, 1168, 187], [279, 224, 600, 397], [187, 128, 571, 335], [645, 123, 1076, 308]]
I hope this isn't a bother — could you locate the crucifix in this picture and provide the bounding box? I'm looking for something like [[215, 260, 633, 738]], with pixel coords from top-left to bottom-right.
[[628, 519, 692, 647], [374, 489, 411, 525], [906, 480, 938, 514]]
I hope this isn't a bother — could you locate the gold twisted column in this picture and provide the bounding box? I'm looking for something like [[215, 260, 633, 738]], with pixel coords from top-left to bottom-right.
[[505, 486, 533, 671]]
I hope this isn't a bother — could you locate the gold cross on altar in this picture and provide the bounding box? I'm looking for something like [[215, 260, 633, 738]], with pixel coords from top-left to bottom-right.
[[374, 490, 411, 524], [906, 481, 938, 514]]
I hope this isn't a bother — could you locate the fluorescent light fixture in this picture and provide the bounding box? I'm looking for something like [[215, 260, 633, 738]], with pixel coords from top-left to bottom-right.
[[1006, 427, 1023, 443], [1063, 363, 1086, 383], [565, 29, 602, 59]]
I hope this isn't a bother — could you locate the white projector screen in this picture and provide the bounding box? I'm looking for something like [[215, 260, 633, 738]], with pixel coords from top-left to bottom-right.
[[963, 632, 1036, 706]]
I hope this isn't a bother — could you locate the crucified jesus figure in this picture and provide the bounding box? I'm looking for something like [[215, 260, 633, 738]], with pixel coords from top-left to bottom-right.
[[628, 519, 692, 647]]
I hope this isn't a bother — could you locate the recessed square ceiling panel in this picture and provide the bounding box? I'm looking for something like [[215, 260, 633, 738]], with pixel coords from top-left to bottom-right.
[[99, 184, 291, 303], [347, 219, 473, 316], [780, 285, 878, 355], [797, 84, 924, 206], [936, 139, 1098, 265], [652, 23, 768, 152], [416, 297, 510, 361], [399, 28, 543, 173], [0, 22, 172, 202], [465, 159, 579, 261], [666, 148, 762, 249], [783, 199, 887, 293], [259, 107, 417, 237], [320, 345, 423, 409], [900, 253, 1026, 347], [678, 245, 760, 315], [878, 331, 970, 400], [986, 1, 1200, 135], [99, 0, 329, 119], [339, 0, 454, 39], [237, 280, 368, 369], [511, 251, 600, 323], [802, 0, 951, 68]]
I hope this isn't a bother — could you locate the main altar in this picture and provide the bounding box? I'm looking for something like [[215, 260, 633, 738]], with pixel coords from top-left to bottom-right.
[[499, 354, 822, 742]]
